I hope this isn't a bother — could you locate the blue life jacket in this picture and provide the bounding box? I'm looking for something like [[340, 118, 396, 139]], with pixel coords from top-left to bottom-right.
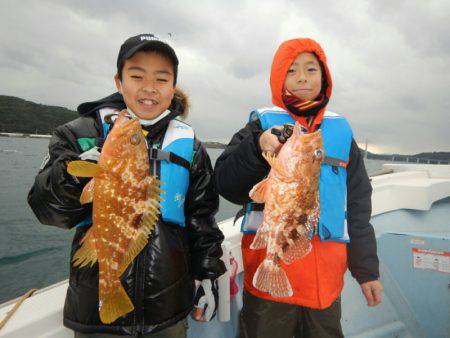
[[241, 107, 352, 242], [76, 108, 194, 228], [158, 118, 194, 226]]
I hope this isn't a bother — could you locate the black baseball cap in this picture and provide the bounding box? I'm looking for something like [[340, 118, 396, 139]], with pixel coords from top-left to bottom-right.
[[116, 34, 179, 83]]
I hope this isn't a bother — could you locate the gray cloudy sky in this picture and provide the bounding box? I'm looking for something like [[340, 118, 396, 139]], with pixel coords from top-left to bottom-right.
[[1, 0, 449, 154]]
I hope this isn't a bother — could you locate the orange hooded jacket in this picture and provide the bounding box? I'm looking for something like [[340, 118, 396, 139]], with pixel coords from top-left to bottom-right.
[[241, 38, 348, 309]]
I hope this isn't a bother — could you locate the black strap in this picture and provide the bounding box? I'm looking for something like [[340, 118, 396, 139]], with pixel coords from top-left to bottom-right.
[[323, 156, 348, 168], [233, 203, 264, 225], [250, 203, 265, 211], [233, 208, 246, 225], [148, 148, 190, 170]]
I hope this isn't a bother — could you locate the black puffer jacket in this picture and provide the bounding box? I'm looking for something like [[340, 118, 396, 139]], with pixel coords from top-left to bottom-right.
[[214, 117, 379, 284], [28, 91, 226, 335]]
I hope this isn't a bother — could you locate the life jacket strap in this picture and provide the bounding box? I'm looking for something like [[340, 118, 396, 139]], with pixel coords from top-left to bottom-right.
[[234, 203, 264, 224], [323, 156, 348, 168], [148, 148, 190, 170]]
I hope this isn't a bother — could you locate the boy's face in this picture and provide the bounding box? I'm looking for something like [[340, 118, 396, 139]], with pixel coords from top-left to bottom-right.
[[115, 51, 176, 120], [284, 52, 322, 101]]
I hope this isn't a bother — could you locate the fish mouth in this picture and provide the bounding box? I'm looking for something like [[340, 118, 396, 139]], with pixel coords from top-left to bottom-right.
[[109, 116, 141, 141], [112, 110, 136, 124], [113, 115, 138, 130]]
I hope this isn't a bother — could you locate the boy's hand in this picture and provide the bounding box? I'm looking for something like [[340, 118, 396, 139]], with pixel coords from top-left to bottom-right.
[[258, 126, 284, 155], [192, 279, 218, 322], [360, 280, 383, 307]]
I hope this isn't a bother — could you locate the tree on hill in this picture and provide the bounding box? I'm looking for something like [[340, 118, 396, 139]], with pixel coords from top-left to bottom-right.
[[0, 95, 78, 134]]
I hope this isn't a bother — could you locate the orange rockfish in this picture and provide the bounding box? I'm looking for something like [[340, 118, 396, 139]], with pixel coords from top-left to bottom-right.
[[67, 110, 163, 323], [249, 123, 324, 297]]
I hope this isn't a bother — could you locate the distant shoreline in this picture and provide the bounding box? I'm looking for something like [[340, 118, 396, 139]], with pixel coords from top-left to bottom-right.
[[1, 133, 448, 162], [0, 132, 51, 139], [0, 132, 227, 149]]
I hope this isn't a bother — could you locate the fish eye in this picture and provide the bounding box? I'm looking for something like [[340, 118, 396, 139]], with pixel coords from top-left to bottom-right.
[[130, 133, 141, 145], [314, 149, 323, 158]]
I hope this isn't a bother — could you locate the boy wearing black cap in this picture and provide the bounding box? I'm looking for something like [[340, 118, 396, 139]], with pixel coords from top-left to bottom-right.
[[28, 34, 226, 337]]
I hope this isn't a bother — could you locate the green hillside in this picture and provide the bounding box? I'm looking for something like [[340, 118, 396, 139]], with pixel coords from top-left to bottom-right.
[[0, 95, 78, 134], [0, 95, 448, 161]]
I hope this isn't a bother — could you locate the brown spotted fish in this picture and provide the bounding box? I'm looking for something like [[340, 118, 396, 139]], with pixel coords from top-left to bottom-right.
[[249, 122, 324, 297], [67, 110, 163, 323]]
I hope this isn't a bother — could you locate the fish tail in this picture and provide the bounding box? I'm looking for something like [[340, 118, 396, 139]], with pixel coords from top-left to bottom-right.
[[281, 237, 312, 265], [250, 229, 268, 250], [99, 282, 134, 324], [252, 259, 293, 298]]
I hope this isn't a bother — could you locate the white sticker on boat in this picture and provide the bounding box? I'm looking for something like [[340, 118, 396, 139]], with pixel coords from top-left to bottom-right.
[[412, 248, 450, 274]]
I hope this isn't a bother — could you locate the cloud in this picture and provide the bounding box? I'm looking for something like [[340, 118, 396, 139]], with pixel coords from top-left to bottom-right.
[[0, 0, 448, 153]]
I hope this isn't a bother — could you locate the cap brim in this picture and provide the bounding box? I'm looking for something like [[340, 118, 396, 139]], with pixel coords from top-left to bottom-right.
[[121, 40, 178, 65]]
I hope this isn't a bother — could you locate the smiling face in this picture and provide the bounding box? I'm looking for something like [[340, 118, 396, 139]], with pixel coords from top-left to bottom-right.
[[115, 51, 176, 120], [284, 52, 322, 102]]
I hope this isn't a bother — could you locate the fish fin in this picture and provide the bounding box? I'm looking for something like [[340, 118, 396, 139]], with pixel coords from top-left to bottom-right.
[[149, 186, 165, 197], [80, 179, 95, 204], [72, 230, 98, 268], [250, 229, 268, 250], [99, 285, 134, 324], [134, 199, 162, 215], [117, 213, 156, 277], [67, 160, 102, 177], [145, 176, 165, 199], [249, 178, 269, 203], [252, 260, 293, 298], [280, 235, 312, 265], [262, 152, 288, 177]]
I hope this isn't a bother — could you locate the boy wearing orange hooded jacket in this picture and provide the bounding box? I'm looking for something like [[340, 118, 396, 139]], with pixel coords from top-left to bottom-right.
[[215, 38, 383, 337]]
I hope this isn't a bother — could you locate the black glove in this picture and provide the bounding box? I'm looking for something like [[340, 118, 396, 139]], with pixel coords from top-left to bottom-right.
[[271, 123, 294, 143]]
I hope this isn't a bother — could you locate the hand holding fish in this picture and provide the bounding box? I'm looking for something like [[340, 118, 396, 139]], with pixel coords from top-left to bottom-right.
[[258, 126, 284, 155]]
